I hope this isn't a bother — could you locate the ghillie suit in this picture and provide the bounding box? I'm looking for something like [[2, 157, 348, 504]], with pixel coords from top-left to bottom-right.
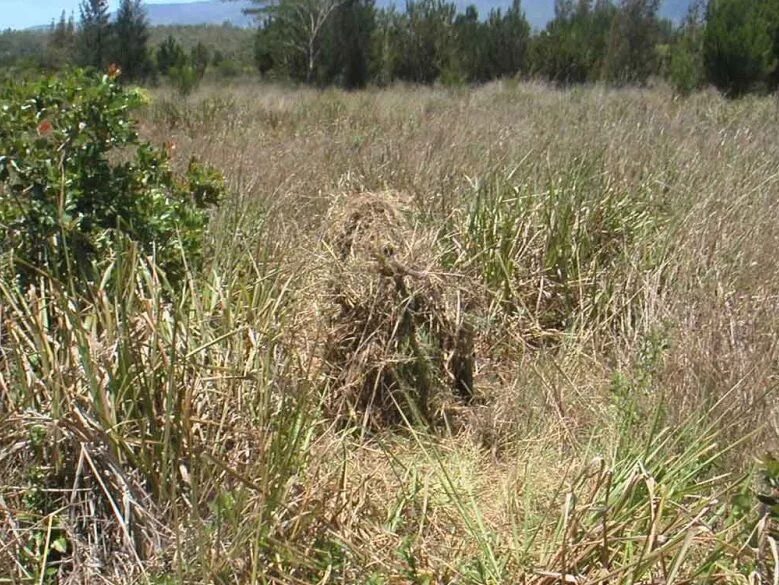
[[319, 192, 476, 427]]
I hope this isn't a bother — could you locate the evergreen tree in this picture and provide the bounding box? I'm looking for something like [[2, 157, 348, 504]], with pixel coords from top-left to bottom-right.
[[319, 0, 376, 87], [156, 35, 187, 76], [254, 15, 307, 79], [667, 0, 706, 94], [765, 0, 779, 89], [76, 0, 111, 70], [247, 0, 348, 83], [704, 0, 777, 96], [371, 7, 405, 84], [485, 0, 531, 78], [113, 0, 152, 81], [454, 6, 489, 82], [531, 0, 616, 84], [47, 11, 76, 68], [191, 41, 210, 79], [602, 0, 662, 84], [385, 0, 459, 84], [254, 23, 276, 77]]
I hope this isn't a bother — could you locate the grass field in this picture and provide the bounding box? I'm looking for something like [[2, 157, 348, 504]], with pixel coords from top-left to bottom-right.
[[2, 80, 778, 583]]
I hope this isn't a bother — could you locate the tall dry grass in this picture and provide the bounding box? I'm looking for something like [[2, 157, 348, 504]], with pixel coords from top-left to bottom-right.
[[1, 80, 778, 583]]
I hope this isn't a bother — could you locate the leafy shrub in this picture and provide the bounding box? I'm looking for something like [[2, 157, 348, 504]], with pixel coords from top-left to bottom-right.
[[703, 0, 776, 96], [215, 57, 242, 79], [168, 64, 200, 96], [0, 68, 223, 288], [669, 37, 705, 95]]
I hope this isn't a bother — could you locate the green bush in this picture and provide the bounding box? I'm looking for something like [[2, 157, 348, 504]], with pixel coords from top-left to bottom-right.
[[0, 68, 223, 288], [703, 0, 776, 96], [669, 39, 705, 95], [168, 63, 200, 96]]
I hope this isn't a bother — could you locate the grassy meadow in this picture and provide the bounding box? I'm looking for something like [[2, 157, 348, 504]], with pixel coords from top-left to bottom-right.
[[2, 80, 779, 583]]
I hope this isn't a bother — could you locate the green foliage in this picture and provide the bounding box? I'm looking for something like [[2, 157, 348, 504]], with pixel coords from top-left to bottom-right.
[[602, 0, 664, 84], [155, 35, 204, 94], [450, 1, 531, 83], [190, 40, 210, 79], [149, 24, 256, 72], [487, 0, 532, 78], [454, 158, 662, 334], [248, 0, 349, 83], [0, 69, 223, 288], [114, 0, 153, 82], [47, 11, 77, 69], [213, 50, 243, 78], [703, 0, 777, 96], [531, 0, 617, 84], [254, 27, 276, 77], [169, 63, 201, 95], [156, 34, 187, 76], [758, 453, 779, 520], [319, 0, 376, 88], [669, 35, 705, 94], [0, 29, 50, 71], [76, 0, 111, 70], [5, 0, 779, 97], [379, 0, 460, 84]]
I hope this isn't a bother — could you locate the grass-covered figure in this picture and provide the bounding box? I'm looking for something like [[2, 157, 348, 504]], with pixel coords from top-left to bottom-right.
[[0, 68, 223, 289]]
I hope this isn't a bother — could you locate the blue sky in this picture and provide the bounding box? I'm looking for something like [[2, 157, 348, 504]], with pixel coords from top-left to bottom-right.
[[0, 0, 196, 30]]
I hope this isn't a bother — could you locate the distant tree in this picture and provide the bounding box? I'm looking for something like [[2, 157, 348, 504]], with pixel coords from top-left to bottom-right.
[[47, 11, 76, 68], [76, 0, 111, 70], [113, 0, 152, 81], [454, 5, 488, 82], [0, 29, 49, 70], [155, 35, 199, 93], [191, 41, 210, 79], [667, 0, 706, 94], [254, 24, 276, 76], [483, 0, 531, 78], [156, 35, 187, 75], [602, 0, 662, 84], [703, 0, 776, 96], [319, 0, 376, 87], [212, 49, 242, 77], [369, 7, 398, 84], [531, 0, 616, 84], [766, 0, 779, 88], [381, 0, 459, 84], [247, 0, 347, 82]]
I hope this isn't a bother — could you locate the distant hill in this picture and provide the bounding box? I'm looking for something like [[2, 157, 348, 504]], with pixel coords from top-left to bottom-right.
[[142, 0, 524, 27], [145, 1, 256, 27], [27, 0, 692, 32]]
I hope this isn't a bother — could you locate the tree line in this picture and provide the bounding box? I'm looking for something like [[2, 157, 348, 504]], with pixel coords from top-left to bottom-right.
[[252, 0, 779, 96], [41, 0, 241, 93], [18, 0, 779, 97]]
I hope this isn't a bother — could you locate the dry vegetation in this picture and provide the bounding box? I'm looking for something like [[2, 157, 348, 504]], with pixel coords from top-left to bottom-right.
[[2, 80, 779, 583]]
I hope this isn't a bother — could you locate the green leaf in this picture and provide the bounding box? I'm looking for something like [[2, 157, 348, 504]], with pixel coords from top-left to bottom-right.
[[52, 536, 68, 554]]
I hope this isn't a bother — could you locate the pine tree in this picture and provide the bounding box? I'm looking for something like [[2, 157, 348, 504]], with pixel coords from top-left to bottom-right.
[[156, 35, 187, 76], [530, 0, 616, 84], [704, 0, 776, 96], [113, 0, 152, 81], [602, 0, 662, 84], [454, 5, 489, 82], [667, 0, 706, 94], [320, 0, 376, 87], [392, 0, 459, 83], [191, 42, 210, 80], [77, 0, 111, 70], [47, 11, 76, 67], [488, 0, 531, 78]]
